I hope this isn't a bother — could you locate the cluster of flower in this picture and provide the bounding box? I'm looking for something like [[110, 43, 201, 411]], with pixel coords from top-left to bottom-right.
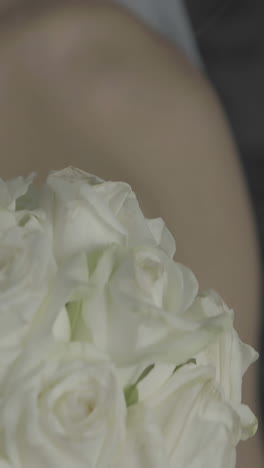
[[0, 167, 258, 468]]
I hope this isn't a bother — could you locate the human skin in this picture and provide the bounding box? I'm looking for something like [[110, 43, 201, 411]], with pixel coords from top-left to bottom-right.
[[0, 2, 263, 466]]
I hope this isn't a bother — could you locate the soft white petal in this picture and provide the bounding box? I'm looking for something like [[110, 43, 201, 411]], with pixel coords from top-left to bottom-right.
[[240, 340, 259, 376], [148, 365, 240, 468], [137, 363, 175, 400], [45, 171, 127, 260], [52, 307, 71, 342], [120, 404, 170, 468], [147, 217, 176, 258], [236, 404, 258, 441]]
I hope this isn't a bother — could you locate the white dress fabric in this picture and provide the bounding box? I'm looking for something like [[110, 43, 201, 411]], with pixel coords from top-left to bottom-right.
[[112, 0, 202, 66]]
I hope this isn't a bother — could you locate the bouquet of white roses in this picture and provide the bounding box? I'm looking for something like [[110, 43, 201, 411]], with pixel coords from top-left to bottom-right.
[[0, 167, 258, 468]]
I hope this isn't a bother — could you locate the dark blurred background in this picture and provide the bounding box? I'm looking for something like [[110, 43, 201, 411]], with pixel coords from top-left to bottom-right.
[[186, 0, 264, 433]]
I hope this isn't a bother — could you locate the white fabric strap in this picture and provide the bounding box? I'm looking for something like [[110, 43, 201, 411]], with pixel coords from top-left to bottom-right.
[[112, 0, 202, 67]]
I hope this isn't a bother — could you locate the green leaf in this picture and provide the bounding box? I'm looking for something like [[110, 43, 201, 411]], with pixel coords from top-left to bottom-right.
[[124, 384, 139, 407], [135, 364, 155, 385], [173, 358, 196, 373], [124, 365, 155, 407]]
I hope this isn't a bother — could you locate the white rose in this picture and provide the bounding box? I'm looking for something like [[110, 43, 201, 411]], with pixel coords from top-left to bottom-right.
[[0, 343, 126, 468], [0, 207, 56, 382], [66, 243, 231, 385], [124, 364, 254, 468], [4, 253, 93, 386], [193, 289, 259, 439], [132, 290, 258, 419], [0, 173, 89, 380], [40, 167, 175, 261], [121, 291, 258, 468]]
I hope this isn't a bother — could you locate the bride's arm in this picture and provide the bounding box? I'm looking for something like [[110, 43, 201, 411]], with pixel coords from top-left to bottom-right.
[[0, 3, 262, 465]]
